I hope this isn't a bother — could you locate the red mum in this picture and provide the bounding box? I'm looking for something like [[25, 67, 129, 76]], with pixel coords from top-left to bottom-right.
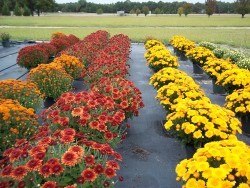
[[97, 124, 107, 132], [29, 146, 46, 156], [68, 145, 84, 157], [1, 165, 12, 177], [61, 128, 76, 136], [89, 120, 99, 130], [104, 132, 113, 140], [39, 164, 51, 178], [26, 159, 42, 171], [81, 168, 97, 182], [106, 160, 120, 170], [11, 166, 28, 180], [41, 181, 57, 188], [105, 167, 117, 178], [84, 155, 95, 166], [51, 164, 64, 175], [71, 107, 83, 117], [61, 151, 79, 166], [94, 164, 104, 174], [60, 135, 74, 144], [46, 158, 60, 166], [37, 136, 52, 147]]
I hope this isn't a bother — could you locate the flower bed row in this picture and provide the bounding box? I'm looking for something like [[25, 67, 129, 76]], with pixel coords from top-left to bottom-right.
[[171, 36, 250, 134], [0, 30, 144, 187], [144, 39, 250, 187]]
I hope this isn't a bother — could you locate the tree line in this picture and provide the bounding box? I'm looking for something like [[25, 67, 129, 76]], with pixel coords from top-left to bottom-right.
[[1, 0, 250, 18]]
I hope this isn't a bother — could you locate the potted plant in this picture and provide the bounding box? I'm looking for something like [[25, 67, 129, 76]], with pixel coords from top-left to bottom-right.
[[0, 99, 39, 154], [0, 126, 122, 187], [1, 32, 11, 47], [164, 98, 242, 149], [176, 139, 250, 188]]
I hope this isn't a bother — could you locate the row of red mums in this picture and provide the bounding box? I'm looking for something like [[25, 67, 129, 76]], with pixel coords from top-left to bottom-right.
[[0, 30, 144, 188]]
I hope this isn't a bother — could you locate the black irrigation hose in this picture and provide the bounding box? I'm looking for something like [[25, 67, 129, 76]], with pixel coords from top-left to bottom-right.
[[0, 52, 18, 59], [0, 63, 17, 73], [16, 70, 29, 80]]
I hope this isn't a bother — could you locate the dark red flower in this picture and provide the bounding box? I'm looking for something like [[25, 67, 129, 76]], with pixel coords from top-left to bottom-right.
[[26, 159, 42, 171], [39, 164, 51, 178], [84, 155, 95, 166], [119, 176, 124, 181], [11, 166, 28, 180], [61, 151, 79, 166], [17, 181, 26, 188], [34, 152, 46, 160], [81, 168, 97, 182], [104, 132, 113, 140], [1, 165, 12, 177], [105, 167, 116, 178], [41, 181, 57, 188], [94, 164, 104, 174], [51, 164, 64, 175], [103, 181, 110, 187], [76, 177, 85, 184]]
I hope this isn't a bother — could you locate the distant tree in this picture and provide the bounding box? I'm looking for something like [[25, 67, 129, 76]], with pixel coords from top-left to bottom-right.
[[77, 0, 86, 12], [205, 0, 216, 17], [35, 0, 56, 16], [177, 7, 184, 16], [183, 3, 192, 16], [23, 5, 31, 16], [235, 0, 250, 18], [2, 2, 11, 16], [154, 7, 161, 15], [130, 9, 135, 14], [14, 2, 22, 16], [142, 5, 149, 16], [135, 8, 141, 16], [96, 8, 103, 14]]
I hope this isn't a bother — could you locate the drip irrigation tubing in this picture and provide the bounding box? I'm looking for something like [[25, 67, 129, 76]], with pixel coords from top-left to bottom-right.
[[16, 70, 29, 80], [0, 63, 17, 73]]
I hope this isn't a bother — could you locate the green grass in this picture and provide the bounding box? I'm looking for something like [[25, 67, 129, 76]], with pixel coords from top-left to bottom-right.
[[0, 27, 249, 48], [0, 14, 250, 27]]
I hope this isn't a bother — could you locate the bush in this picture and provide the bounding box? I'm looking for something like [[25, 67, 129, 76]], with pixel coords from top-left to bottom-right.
[[50, 38, 71, 54], [0, 99, 38, 153], [27, 63, 73, 99], [36, 43, 57, 58], [2, 2, 11, 16], [14, 2, 22, 16], [0, 80, 43, 110], [23, 5, 31, 16], [96, 8, 103, 14], [17, 45, 48, 69], [212, 48, 228, 58]]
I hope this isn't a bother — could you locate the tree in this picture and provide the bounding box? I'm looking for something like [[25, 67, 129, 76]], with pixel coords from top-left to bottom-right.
[[177, 7, 184, 16], [2, 2, 11, 16], [135, 8, 141, 16], [183, 3, 192, 16], [235, 0, 250, 18], [23, 5, 31, 16], [154, 7, 161, 15], [129, 9, 135, 14], [205, 0, 216, 17], [77, 0, 86, 12], [142, 5, 149, 16], [14, 2, 22, 16], [96, 8, 103, 14]]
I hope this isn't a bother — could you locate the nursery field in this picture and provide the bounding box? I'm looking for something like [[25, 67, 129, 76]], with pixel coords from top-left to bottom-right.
[[0, 14, 250, 48]]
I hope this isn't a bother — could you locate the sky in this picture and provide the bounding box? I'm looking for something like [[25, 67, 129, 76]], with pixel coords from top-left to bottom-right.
[[55, 0, 235, 4]]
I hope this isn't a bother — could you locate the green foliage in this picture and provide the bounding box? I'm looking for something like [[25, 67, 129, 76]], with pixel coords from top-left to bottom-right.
[[183, 3, 192, 16], [136, 8, 141, 16], [205, 0, 216, 16], [235, 0, 250, 18], [177, 7, 184, 16], [130, 9, 135, 14], [198, 41, 217, 50], [2, 2, 11, 16], [23, 5, 31, 16], [142, 6, 149, 16], [154, 7, 161, 15], [14, 2, 22, 16], [236, 58, 250, 69], [0, 32, 11, 41], [96, 8, 103, 14], [213, 48, 228, 58]]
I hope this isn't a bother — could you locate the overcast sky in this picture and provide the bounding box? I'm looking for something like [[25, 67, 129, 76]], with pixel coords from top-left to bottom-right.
[[55, 0, 235, 4]]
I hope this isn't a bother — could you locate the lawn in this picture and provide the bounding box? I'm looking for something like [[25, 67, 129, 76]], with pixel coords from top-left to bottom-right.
[[0, 14, 249, 51]]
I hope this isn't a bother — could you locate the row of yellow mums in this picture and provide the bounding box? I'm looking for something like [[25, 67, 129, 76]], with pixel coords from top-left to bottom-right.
[[171, 35, 250, 124], [0, 32, 85, 153], [145, 39, 250, 188]]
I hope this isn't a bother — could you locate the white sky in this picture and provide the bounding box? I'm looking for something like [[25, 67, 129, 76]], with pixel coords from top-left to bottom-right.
[[56, 0, 235, 4]]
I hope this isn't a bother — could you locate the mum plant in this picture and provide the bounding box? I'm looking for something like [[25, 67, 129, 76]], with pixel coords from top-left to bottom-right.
[[36, 43, 57, 59], [198, 41, 217, 50], [164, 98, 241, 148], [236, 58, 250, 70], [216, 68, 250, 93], [51, 32, 66, 39], [176, 139, 250, 188], [144, 39, 165, 50], [203, 57, 238, 82], [225, 87, 250, 118], [50, 38, 71, 54], [27, 63, 73, 99], [0, 99, 38, 153], [170, 36, 196, 53], [0, 80, 43, 110], [149, 67, 194, 90], [0, 126, 122, 187], [41, 91, 127, 147], [17, 45, 48, 69], [186, 46, 215, 66], [52, 54, 85, 79], [156, 82, 206, 112], [91, 77, 144, 120]]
